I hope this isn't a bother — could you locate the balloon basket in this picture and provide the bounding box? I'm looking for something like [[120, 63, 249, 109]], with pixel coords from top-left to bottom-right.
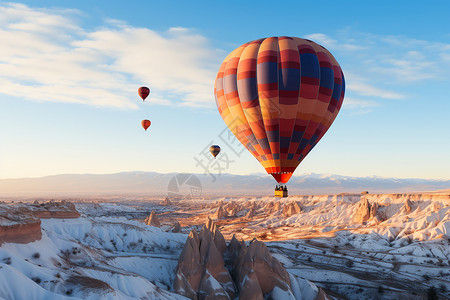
[[274, 188, 288, 198]]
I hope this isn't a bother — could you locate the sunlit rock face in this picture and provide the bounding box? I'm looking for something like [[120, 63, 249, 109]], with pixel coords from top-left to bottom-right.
[[0, 200, 81, 245], [144, 210, 160, 227], [233, 241, 291, 295], [353, 198, 371, 223], [174, 225, 236, 299], [173, 230, 203, 299], [205, 219, 226, 256], [0, 214, 41, 245], [174, 220, 324, 299]]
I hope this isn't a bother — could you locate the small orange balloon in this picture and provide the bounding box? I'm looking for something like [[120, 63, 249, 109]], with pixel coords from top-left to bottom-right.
[[141, 119, 151, 131]]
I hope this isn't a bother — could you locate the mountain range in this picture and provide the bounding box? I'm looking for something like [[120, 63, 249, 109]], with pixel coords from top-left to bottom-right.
[[0, 171, 448, 197]]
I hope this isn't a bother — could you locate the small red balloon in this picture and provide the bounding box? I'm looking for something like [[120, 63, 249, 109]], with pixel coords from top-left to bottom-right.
[[138, 86, 150, 101], [141, 119, 151, 131]]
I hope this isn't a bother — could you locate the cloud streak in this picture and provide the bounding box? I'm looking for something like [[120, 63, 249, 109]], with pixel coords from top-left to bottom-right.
[[0, 3, 221, 109], [305, 31, 450, 114], [344, 73, 404, 99], [2, 4, 450, 114]]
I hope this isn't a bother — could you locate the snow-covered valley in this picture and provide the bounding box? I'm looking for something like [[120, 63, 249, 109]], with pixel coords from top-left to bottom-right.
[[0, 192, 449, 299]]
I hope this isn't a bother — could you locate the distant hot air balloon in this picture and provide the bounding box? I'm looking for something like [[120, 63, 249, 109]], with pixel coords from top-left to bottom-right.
[[138, 87, 150, 101], [209, 145, 221, 158], [141, 119, 151, 131], [214, 36, 345, 186]]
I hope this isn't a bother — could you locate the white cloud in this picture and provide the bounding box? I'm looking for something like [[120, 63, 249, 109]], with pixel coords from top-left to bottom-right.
[[304, 33, 337, 47], [0, 3, 82, 36], [304, 33, 364, 51], [311, 30, 450, 86], [0, 3, 221, 109], [3, 4, 449, 114], [343, 97, 379, 108], [341, 97, 380, 115], [306, 30, 450, 116], [364, 50, 436, 82], [344, 73, 404, 99], [349, 34, 448, 83]]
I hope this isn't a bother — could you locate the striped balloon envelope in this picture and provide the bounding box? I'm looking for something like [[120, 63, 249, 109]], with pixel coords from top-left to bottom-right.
[[214, 36, 345, 184], [209, 145, 221, 158]]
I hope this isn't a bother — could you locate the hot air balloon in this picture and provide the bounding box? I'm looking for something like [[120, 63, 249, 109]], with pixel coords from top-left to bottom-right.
[[209, 145, 221, 158], [214, 37, 345, 196], [141, 119, 151, 131], [138, 87, 150, 101]]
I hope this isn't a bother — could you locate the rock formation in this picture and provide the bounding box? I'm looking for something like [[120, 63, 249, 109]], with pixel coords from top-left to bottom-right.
[[144, 210, 161, 227], [213, 227, 227, 256], [173, 230, 203, 298], [174, 224, 236, 299], [282, 202, 302, 217], [432, 201, 442, 212], [245, 207, 255, 218], [205, 217, 226, 256], [225, 235, 241, 264], [174, 219, 324, 300], [232, 241, 291, 296], [172, 221, 182, 233], [272, 202, 281, 214], [264, 201, 274, 211], [403, 199, 413, 213], [206, 217, 213, 231], [369, 202, 379, 219], [223, 201, 243, 217], [23, 200, 80, 219], [354, 198, 371, 223], [212, 205, 228, 220], [0, 213, 42, 245], [0, 200, 80, 245], [160, 197, 172, 205]]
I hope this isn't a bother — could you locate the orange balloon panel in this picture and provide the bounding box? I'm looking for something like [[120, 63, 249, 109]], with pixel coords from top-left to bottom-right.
[[214, 37, 345, 183]]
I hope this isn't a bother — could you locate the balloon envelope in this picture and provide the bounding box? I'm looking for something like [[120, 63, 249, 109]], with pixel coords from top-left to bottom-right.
[[214, 37, 345, 184], [138, 87, 150, 100], [141, 119, 151, 131], [209, 145, 221, 158]]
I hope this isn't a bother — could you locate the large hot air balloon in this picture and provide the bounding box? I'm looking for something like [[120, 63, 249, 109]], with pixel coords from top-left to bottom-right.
[[209, 145, 221, 158], [141, 119, 151, 131], [214, 36, 345, 187], [138, 86, 150, 101]]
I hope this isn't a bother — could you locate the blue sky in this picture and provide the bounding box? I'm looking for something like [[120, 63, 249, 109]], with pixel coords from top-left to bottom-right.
[[0, 1, 449, 180]]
